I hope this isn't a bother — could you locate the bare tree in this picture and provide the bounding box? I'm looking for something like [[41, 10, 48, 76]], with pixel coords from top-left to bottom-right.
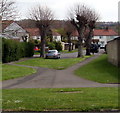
[[68, 4, 99, 57], [85, 9, 99, 55], [64, 20, 75, 51], [29, 5, 54, 57], [69, 4, 89, 57], [0, 0, 17, 20]]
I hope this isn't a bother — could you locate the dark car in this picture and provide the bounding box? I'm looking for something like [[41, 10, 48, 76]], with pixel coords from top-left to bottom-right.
[[45, 50, 60, 59], [90, 43, 99, 54]]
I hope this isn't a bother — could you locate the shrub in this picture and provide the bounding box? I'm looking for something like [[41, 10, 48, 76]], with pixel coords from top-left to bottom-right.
[[2, 39, 20, 62], [2, 38, 34, 63], [25, 42, 34, 57], [47, 42, 55, 50], [54, 41, 62, 51]]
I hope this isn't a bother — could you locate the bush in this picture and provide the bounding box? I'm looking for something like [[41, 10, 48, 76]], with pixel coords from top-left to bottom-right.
[[47, 42, 55, 50], [54, 41, 62, 51], [24, 42, 34, 57], [2, 38, 34, 63]]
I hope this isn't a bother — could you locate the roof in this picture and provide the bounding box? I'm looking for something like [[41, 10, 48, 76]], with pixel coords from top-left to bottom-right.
[[25, 28, 40, 36], [93, 29, 118, 36], [71, 30, 79, 36], [71, 29, 118, 37], [52, 30, 61, 36], [25, 28, 61, 36], [4, 22, 26, 33], [2, 20, 14, 30]]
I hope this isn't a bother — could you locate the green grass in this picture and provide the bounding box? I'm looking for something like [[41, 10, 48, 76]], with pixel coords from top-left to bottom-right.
[[2, 87, 119, 112], [2, 64, 36, 81], [16, 56, 90, 70], [75, 54, 119, 83], [60, 49, 78, 53], [34, 52, 40, 55], [0, 62, 2, 81]]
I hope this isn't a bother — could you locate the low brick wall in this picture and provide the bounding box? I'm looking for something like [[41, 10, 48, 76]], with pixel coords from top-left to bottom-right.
[[107, 37, 120, 67]]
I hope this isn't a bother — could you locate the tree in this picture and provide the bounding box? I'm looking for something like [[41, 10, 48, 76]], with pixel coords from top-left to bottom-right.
[[85, 9, 99, 55], [68, 4, 99, 57], [0, 0, 17, 20], [69, 4, 89, 57], [29, 5, 54, 57], [64, 20, 75, 51]]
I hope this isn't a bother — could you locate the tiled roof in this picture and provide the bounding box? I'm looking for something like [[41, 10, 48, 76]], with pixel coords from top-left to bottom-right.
[[71, 30, 79, 36], [93, 29, 118, 36], [25, 28, 61, 36], [71, 29, 118, 36], [52, 30, 61, 36], [25, 28, 40, 36]]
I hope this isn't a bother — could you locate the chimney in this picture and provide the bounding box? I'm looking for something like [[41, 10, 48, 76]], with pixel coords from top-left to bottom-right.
[[105, 26, 108, 31]]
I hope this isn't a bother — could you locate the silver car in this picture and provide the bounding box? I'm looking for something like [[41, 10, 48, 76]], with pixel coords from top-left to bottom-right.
[[45, 50, 60, 59]]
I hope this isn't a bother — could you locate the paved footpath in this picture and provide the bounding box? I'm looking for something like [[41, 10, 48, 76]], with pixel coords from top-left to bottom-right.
[[2, 52, 119, 89]]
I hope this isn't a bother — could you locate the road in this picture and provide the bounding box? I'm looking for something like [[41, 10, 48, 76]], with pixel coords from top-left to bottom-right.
[[2, 50, 118, 89], [33, 50, 86, 59]]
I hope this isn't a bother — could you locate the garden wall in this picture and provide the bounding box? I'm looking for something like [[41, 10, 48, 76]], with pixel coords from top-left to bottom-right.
[[107, 37, 120, 67]]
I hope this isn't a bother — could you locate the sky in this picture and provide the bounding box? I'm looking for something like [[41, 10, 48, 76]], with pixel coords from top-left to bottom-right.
[[16, 0, 120, 22]]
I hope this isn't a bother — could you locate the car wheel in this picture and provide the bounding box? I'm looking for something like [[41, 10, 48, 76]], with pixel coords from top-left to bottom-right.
[[58, 55, 60, 59]]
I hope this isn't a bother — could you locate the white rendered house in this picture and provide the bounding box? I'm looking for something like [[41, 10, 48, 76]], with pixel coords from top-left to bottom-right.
[[93, 29, 118, 48], [3, 22, 29, 42]]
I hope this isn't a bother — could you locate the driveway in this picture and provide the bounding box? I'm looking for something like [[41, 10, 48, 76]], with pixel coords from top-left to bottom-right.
[[2, 50, 118, 89]]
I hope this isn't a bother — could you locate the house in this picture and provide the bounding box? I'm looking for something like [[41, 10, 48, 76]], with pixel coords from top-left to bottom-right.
[[71, 30, 78, 40], [52, 30, 61, 42], [25, 28, 61, 42], [25, 28, 41, 40], [2, 20, 14, 31], [93, 28, 118, 48], [71, 28, 118, 48], [3, 22, 29, 42]]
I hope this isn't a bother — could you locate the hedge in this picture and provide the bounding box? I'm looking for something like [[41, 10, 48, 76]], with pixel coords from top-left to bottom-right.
[[46, 41, 62, 51], [2, 38, 34, 63], [46, 42, 55, 50], [54, 41, 62, 51]]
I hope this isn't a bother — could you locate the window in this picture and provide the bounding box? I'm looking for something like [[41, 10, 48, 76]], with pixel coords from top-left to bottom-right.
[[99, 36, 103, 39]]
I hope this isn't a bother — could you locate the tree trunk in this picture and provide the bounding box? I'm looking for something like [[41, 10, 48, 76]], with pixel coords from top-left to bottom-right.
[[68, 35, 72, 52], [77, 37, 83, 57], [77, 27, 84, 57], [50, 36, 53, 42], [40, 29, 46, 58], [86, 29, 93, 56]]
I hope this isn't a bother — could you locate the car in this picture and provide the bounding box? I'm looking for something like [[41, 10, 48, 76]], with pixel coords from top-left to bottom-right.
[[90, 43, 99, 54], [45, 50, 60, 59]]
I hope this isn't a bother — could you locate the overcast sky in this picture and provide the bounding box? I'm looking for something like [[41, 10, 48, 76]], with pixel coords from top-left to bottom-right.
[[16, 0, 119, 22]]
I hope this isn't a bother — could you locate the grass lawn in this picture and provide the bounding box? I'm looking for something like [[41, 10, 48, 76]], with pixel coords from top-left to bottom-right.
[[2, 87, 119, 112], [16, 56, 90, 70], [60, 49, 78, 53], [34, 52, 40, 55], [2, 64, 36, 81], [75, 54, 119, 83]]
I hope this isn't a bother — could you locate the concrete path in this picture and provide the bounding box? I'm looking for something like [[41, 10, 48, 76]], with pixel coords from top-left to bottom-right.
[[2, 51, 118, 89]]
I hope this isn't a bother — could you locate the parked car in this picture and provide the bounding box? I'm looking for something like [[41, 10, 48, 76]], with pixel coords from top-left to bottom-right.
[[45, 50, 60, 59], [90, 43, 99, 54]]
